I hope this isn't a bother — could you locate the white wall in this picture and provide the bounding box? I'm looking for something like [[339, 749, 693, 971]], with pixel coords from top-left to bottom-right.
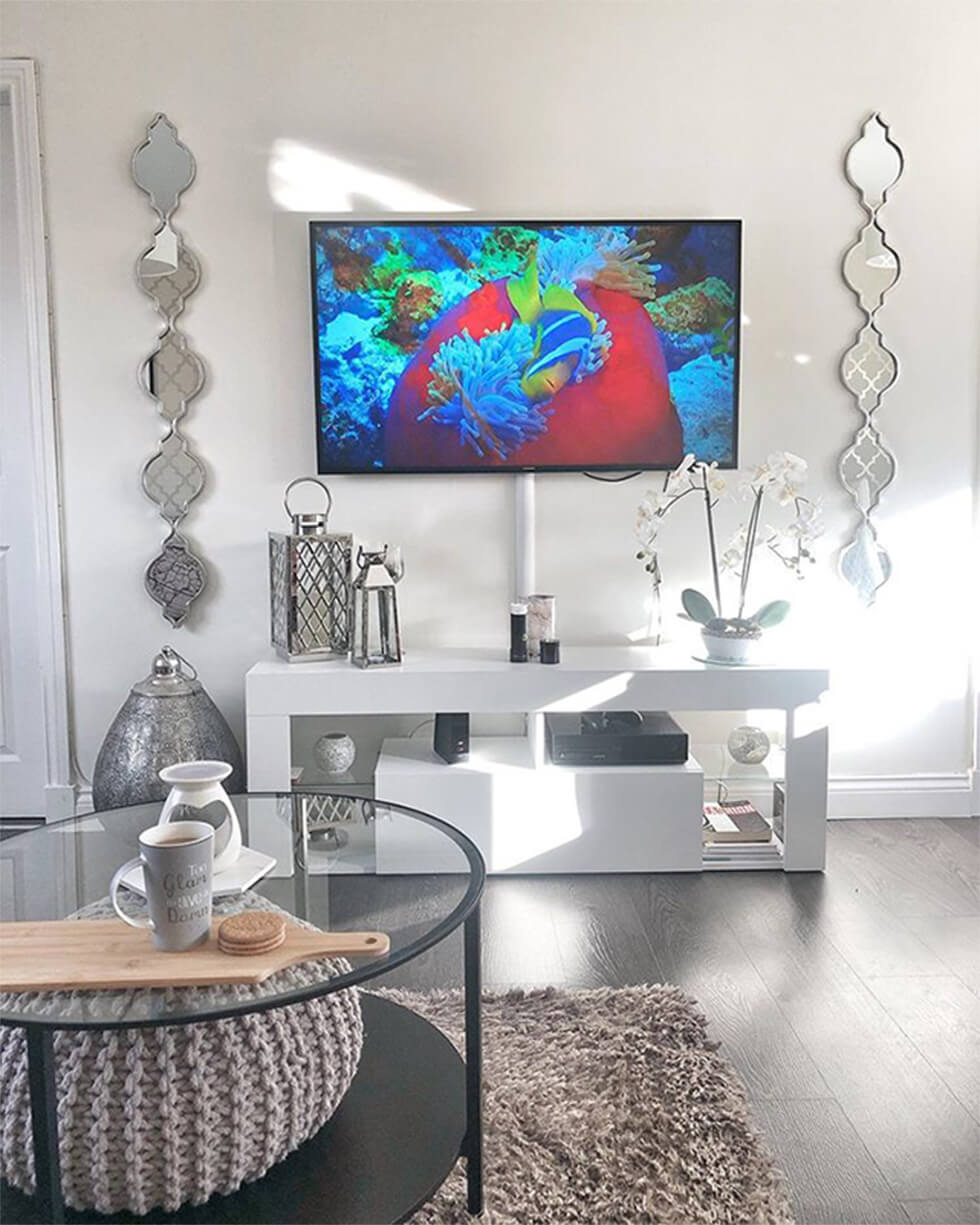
[[2, 0, 978, 800]]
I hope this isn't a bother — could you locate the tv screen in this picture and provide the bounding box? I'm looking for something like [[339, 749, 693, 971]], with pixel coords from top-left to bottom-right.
[[310, 220, 740, 473]]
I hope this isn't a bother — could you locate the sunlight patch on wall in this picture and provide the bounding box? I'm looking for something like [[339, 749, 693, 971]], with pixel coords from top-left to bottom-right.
[[268, 140, 470, 213], [780, 487, 972, 752], [618, 485, 971, 764]]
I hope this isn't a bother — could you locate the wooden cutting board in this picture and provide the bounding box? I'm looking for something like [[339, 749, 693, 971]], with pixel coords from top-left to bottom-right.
[[0, 919, 390, 991]]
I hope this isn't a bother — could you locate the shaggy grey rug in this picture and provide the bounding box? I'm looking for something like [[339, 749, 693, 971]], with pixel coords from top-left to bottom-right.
[[384, 985, 792, 1225]]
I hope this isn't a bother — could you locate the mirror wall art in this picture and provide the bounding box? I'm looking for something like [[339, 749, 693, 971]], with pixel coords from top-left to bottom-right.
[[132, 113, 208, 626], [837, 113, 904, 605]]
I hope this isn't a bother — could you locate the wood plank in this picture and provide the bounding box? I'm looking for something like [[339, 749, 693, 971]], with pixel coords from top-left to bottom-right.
[[752, 1099, 904, 1224], [900, 1198, 980, 1224], [785, 870, 952, 979], [829, 821, 979, 919], [900, 916, 980, 994], [941, 817, 980, 848], [888, 821, 979, 904], [720, 876, 980, 1201], [633, 873, 832, 1101], [0, 918, 388, 990], [544, 875, 668, 988], [865, 976, 979, 1122], [478, 877, 567, 988]]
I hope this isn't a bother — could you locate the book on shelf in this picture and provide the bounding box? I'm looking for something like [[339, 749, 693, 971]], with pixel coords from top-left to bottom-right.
[[702, 843, 783, 870], [703, 799, 772, 844], [772, 782, 785, 842]]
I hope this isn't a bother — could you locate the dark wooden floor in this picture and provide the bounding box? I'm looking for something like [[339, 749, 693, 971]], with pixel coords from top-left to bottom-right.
[[369, 818, 980, 1225]]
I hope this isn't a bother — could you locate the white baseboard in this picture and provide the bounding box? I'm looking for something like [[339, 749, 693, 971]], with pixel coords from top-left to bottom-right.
[[75, 785, 94, 816], [708, 773, 976, 820], [829, 773, 975, 819]]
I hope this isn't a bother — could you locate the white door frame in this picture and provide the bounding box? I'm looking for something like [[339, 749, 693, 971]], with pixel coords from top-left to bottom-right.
[[1, 58, 74, 820]]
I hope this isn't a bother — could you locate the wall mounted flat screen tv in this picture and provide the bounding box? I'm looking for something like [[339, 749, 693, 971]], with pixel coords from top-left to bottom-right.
[[310, 220, 741, 473]]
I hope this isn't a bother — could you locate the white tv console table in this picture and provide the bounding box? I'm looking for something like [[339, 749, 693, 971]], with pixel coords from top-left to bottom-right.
[[245, 646, 829, 874]]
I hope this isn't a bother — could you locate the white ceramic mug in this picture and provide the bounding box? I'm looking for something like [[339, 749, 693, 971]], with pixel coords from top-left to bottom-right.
[[110, 820, 214, 951], [158, 760, 242, 874]]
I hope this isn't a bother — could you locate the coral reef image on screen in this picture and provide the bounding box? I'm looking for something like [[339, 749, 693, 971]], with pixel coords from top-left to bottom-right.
[[311, 222, 740, 472]]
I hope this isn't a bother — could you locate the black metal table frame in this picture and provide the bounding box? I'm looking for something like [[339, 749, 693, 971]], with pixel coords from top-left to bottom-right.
[[1, 798, 486, 1225]]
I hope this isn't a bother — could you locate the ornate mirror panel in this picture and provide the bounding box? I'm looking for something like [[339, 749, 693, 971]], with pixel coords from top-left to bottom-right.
[[132, 114, 208, 626], [837, 113, 903, 605]]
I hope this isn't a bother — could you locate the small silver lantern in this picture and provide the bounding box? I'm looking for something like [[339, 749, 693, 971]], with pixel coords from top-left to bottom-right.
[[269, 478, 352, 662], [351, 545, 404, 668]]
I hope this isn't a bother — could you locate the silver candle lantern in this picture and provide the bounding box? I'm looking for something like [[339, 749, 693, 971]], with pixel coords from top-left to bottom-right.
[[269, 478, 352, 662], [351, 545, 404, 668]]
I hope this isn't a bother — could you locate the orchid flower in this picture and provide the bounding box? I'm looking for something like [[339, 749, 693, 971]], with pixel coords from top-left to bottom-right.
[[635, 447, 814, 632], [718, 524, 748, 574], [664, 453, 697, 497]]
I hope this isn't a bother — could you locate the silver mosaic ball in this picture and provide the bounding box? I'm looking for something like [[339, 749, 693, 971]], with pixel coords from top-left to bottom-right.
[[726, 725, 771, 766], [314, 732, 357, 777]]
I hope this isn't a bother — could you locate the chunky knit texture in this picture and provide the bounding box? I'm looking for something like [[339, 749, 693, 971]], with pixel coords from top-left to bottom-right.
[[0, 893, 363, 1216]]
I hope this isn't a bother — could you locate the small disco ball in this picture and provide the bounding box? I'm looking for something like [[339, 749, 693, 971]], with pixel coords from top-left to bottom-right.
[[726, 725, 771, 765]]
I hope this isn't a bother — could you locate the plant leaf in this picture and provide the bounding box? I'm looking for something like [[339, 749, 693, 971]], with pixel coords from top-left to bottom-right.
[[751, 599, 791, 628], [681, 588, 717, 625]]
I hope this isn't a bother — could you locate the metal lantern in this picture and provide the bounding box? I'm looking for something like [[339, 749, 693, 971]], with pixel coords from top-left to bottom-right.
[[269, 478, 352, 662], [92, 646, 244, 810], [351, 545, 404, 668]]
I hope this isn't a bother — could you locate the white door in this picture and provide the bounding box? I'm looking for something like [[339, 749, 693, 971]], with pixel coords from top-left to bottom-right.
[[0, 65, 72, 820]]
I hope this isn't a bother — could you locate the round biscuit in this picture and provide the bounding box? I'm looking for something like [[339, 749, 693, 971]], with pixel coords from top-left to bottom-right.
[[218, 929, 286, 956], [218, 912, 286, 947]]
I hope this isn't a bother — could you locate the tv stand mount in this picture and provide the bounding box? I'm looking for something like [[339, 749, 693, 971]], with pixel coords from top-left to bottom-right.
[[514, 471, 536, 600]]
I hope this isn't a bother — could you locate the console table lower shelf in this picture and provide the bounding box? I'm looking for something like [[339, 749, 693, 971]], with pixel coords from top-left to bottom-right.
[[0, 994, 467, 1225], [376, 736, 706, 874]]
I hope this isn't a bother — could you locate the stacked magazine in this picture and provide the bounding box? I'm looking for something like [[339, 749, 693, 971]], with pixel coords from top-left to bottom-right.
[[702, 799, 782, 869]]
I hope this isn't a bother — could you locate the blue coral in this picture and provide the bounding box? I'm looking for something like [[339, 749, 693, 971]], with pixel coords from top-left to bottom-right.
[[420, 325, 545, 460], [575, 316, 613, 380], [659, 330, 715, 371], [669, 354, 735, 464], [537, 232, 608, 288], [536, 227, 641, 289]]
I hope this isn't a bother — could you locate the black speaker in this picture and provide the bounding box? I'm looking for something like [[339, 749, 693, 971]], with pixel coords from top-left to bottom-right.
[[433, 713, 469, 763]]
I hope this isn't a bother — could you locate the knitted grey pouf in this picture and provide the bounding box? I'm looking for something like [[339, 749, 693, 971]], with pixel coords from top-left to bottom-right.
[[0, 893, 363, 1216]]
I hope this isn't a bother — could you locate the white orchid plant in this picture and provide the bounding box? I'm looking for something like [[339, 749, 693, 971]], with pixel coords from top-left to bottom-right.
[[635, 451, 822, 644]]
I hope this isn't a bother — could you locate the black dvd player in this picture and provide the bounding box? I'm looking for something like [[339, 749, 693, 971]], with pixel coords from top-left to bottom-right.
[[545, 711, 688, 766]]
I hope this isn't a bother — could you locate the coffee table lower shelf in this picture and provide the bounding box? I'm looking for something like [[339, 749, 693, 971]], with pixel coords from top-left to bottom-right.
[[1, 993, 467, 1225]]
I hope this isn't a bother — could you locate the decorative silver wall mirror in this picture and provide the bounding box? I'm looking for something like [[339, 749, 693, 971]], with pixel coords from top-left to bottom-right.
[[837, 113, 903, 605], [132, 114, 208, 626]]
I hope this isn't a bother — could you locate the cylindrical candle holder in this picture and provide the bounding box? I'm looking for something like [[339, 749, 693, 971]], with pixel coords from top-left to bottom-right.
[[525, 595, 556, 660], [541, 638, 560, 665], [509, 602, 529, 663]]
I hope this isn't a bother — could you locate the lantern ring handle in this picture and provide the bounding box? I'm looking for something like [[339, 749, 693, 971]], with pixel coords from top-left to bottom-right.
[[161, 644, 198, 681], [283, 477, 332, 523]]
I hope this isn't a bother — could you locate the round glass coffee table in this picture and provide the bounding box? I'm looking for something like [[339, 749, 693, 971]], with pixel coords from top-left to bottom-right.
[[0, 794, 486, 1224]]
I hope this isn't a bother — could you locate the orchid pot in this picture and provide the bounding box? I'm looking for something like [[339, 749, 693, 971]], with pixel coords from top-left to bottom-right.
[[699, 620, 763, 666], [685, 592, 788, 665]]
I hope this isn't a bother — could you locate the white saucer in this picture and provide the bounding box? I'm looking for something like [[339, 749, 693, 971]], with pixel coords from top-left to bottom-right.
[[119, 846, 277, 899], [691, 655, 762, 668]]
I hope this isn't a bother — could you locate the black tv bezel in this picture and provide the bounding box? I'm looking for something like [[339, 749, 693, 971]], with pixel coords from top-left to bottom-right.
[[309, 218, 742, 475]]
